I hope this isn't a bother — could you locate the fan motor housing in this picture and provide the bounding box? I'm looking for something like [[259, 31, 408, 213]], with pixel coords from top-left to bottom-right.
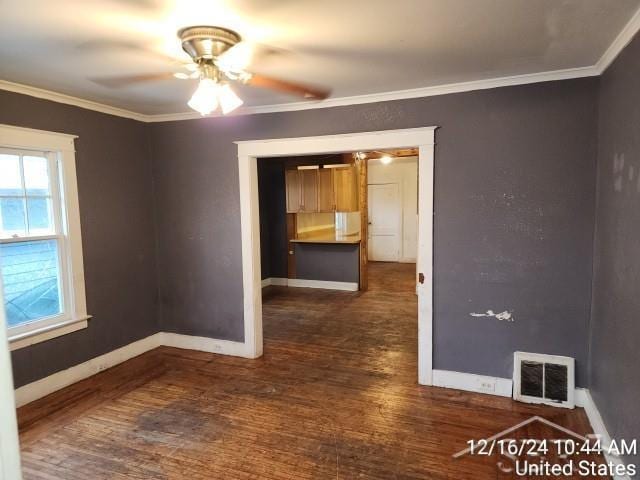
[[178, 26, 241, 61]]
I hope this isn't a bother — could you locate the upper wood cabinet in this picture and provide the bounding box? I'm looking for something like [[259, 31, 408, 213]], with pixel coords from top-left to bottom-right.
[[300, 169, 318, 212], [285, 169, 302, 213], [333, 166, 359, 212], [285, 165, 358, 213], [317, 168, 335, 212]]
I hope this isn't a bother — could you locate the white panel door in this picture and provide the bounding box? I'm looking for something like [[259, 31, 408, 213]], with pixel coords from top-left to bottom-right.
[[368, 183, 401, 261]]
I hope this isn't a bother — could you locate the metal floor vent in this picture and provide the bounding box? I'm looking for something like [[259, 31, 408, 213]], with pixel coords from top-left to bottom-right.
[[513, 352, 575, 408]]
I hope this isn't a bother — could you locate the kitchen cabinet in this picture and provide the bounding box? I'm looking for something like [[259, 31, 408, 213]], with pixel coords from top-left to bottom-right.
[[285, 165, 358, 213], [318, 168, 335, 212], [333, 166, 359, 212], [285, 169, 302, 213], [300, 169, 318, 212]]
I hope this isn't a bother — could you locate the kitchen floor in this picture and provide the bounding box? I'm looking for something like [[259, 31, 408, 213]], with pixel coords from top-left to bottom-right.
[[17, 262, 597, 479]]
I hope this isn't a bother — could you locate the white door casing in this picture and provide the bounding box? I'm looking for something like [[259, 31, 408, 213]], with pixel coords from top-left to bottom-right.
[[368, 183, 401, 261], [0, 281, 23, 479], [236, 127, 436, 385]]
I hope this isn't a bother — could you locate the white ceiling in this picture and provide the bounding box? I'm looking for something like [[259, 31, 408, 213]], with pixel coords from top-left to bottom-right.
[[1, 0, 639, 117]]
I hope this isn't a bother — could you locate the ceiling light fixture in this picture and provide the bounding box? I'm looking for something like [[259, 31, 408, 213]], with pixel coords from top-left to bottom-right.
[[218, 83, 244, 114], [187, 71, 243, 116], [380, 155, 393, 165], [188, 78, 219, 115]]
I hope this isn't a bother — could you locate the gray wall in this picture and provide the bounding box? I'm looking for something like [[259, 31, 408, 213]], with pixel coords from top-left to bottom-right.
[[150, 78, 598, 385], [0, 90, 159, 388], [294, 243, 360, 283], [589, 32, 640, 464]]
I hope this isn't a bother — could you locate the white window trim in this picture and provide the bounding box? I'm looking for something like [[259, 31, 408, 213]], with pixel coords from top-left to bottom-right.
[[0, 124, 90, 350]]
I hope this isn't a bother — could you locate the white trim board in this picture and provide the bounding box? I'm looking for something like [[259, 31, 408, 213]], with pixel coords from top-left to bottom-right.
[[2, 3, 639, 124], [262, 277, 358, 291], [432, 370, 514, 397], [3, 67, 596, 122], [161, 333, 251, 358], [143, 66, 600, 122], [0, 282, 22, 479], [14, 333, 162, 408], [13, 332, 250, 408], [287, 279, 358, 291], [236, 127, 436, 386], [578, 389, 632, 480], [261, 277, 288, 288], [595, 4, 640, 73], [433, 370, 588, 406]]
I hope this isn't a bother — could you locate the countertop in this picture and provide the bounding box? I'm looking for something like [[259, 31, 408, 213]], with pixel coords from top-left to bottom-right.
[[290, 229, 361, 244]]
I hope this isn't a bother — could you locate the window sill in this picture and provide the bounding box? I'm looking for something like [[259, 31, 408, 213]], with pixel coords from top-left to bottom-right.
[[8, 316, 92, 351]]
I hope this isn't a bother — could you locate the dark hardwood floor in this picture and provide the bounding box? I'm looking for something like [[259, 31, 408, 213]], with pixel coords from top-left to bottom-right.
[[17, 262, 599, 479]]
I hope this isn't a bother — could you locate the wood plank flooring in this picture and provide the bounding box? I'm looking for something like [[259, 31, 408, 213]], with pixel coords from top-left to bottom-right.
[[17, 262, 601, 479]]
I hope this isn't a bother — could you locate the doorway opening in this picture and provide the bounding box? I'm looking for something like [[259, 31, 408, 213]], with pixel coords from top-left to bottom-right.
[[236, 127, 436, 385]]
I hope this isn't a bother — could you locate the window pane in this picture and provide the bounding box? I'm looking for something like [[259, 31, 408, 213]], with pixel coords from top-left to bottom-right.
[[0, 154, 22, 192], [23, 156, 51, 196], [1, 240, 62, 327], [27, 197, 54, 234], [0, 197, 27, 237]]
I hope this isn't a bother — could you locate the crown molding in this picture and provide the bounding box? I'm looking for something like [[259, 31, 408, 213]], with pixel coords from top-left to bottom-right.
[[0, 80, 147, 122], [595, 4, 640, 73], [1, 6, 639, 124], [146, 65, 599, 122]]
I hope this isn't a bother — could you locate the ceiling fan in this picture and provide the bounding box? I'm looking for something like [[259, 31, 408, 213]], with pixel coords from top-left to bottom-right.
[[93, 26, 331, 116]]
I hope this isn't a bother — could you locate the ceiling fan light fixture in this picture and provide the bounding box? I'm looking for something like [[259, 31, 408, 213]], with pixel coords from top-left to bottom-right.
[[219, 84, 243, 114], [188, 78, 219, 115]]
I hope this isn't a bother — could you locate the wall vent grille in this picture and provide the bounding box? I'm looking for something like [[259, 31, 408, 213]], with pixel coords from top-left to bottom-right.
[[513, 352, 574, 408]]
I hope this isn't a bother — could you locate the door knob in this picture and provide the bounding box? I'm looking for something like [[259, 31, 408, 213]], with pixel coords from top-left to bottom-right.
[[418, 273, 425, 284]]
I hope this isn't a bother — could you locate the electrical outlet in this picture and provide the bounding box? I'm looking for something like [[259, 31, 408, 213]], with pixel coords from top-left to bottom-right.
[[478, 379, 496, 393]]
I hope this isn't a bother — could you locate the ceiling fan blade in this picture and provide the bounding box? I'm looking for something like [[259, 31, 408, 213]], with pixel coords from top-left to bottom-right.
[[105, 0, 159, 9], [247, 74, 330, 100], [78, 39, 180, 64], [90, 72, 175, 88], [217, 41, 287, 73]]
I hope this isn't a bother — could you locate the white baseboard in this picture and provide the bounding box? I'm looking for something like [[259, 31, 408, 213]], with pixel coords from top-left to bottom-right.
[[432, 369, 513, 397], [14, 333, 163, 408], [262, 277, 357, 291], [261, 277, 288, 288], [287, 279, 359, 291], [160, 332, 250, 358], [14, 332, 249, 408], [578, 389, 631, 480]]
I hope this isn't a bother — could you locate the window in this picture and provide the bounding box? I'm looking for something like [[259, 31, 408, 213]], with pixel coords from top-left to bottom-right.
[[0, 125, 88, 350]]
